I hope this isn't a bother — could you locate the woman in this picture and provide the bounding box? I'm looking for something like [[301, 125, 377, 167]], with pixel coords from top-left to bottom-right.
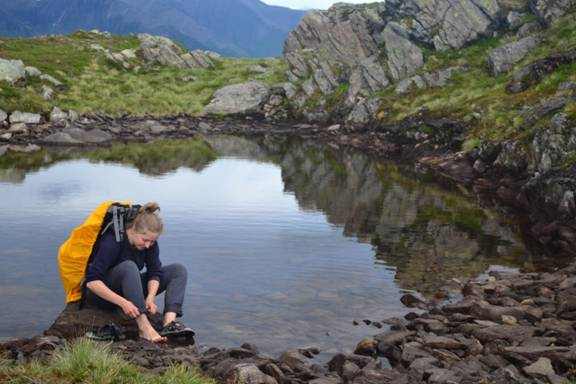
[[84, 202, 190, 342]]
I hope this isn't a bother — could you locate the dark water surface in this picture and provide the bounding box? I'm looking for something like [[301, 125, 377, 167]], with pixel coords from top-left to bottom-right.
[[0, 135, 530, 356]]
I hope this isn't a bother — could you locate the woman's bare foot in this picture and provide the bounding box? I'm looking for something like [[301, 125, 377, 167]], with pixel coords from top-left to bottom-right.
[[139, 328, 167, 343], [136, 314, 167, 343]]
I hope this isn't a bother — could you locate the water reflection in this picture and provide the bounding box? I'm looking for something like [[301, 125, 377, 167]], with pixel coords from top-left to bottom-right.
[[0, 135, 528, 353]]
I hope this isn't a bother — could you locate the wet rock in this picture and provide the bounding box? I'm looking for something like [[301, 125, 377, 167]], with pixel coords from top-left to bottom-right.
[[204, 81, 270, 116], [422, 335, 465, 350], [225, 363, 278, 384], [354, 338, 377, 356], [488, 36, 540, 75], [278, 349, 312, 372], [400, 293, 428, 309], [0, 58, 26, 83], [9, 111, 41, 124]]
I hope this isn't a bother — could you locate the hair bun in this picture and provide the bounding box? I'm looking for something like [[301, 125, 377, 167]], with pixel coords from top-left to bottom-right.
[[141, 202, 160, 214]]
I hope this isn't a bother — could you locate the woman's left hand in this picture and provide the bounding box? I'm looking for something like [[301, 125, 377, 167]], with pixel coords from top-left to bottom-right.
[[145, 297, 158, 314]]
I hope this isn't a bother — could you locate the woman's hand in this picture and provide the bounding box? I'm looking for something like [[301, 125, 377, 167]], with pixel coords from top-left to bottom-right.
[[145, 297, 158, 315], [120, 300, 141, 319]]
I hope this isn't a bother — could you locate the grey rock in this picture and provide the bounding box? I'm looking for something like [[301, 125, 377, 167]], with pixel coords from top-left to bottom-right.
[[198, 122, 212, 133], [506, 11, 525, 29], [9, 111, 41, 124], [40, 74, 63, 87], [282, 82, 297, 99], [517, 21, 543, 38], [382, 22, 424, 81], [278, 349, 311, 372], [50, 107, 68, 122], [25, 66, 42, 77], [0, 58, 26, 83], [493, 141, 528, 173], [250, 64, 268, 74], [488, 36, 541, 75], [426, 368, 460, 384], [346, 98, 380, 125], [0, 109, 7, 123], [42, 131, 83, 145], [138, 34, 214, 69], [522, 357, 556, 378], [396, 67, 464, 94], [529, 0, 576, 25], [41, 86, 54, 101], [0, 132, 13, 140], [120, 49, 136, 60], [0, 145, 7, 156], [204, 81, 270, 116], [224, 363, 278, 384], [386, 0, 501, 51]]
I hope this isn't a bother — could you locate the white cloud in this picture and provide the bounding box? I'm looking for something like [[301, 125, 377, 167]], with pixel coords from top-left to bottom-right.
[[261, 0, 382, 10]]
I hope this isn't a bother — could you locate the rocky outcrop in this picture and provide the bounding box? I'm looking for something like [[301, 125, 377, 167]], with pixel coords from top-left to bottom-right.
[[283, 0, 504, 122], [9, 111, 41, 124], [137, 34, 216, 69]]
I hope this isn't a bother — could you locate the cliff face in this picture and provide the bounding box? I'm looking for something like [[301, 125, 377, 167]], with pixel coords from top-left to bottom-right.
[[283, 0, 575, 123]]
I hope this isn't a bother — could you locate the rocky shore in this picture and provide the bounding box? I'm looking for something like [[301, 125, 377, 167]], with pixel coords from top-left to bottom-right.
[[4, 256, 576, 383]]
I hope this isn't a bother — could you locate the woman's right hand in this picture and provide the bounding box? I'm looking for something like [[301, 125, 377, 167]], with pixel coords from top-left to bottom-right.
[[120, 300, 140, 319]]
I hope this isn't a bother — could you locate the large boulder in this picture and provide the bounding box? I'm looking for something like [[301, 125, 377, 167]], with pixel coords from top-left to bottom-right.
[[137, 34, 214, 69], [488, 36, 541, 76], [0, 58, 26, 83], [203, 81, 270, 116]]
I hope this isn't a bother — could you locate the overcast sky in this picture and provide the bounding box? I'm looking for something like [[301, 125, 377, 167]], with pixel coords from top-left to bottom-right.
[[261, 0, 382, 10]]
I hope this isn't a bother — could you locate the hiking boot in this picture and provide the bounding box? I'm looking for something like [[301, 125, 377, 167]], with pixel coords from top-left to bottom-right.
[[159, 321, 195, 338], [85, 323, 124, 341]]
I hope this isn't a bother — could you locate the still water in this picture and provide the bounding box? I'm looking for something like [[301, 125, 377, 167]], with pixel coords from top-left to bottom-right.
[[0, 135, 529, 356]]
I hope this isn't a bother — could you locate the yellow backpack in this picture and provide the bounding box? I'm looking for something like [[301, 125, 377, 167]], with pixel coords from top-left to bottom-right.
[[57, 200, 135, 303]]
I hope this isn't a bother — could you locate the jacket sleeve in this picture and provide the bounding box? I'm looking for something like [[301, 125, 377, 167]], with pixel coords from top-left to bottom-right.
[[145, 242, 163, 282], [85, 234, 120, 283]]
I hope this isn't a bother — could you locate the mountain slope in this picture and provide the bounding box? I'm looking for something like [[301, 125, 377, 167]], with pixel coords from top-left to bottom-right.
[[0, 0, 305, 57]]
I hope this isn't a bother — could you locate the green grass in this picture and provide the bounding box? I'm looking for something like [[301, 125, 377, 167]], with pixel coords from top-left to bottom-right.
[[0, 32, 287, 116], [0, 338, 214, 384], [376, 12, 576, 148]]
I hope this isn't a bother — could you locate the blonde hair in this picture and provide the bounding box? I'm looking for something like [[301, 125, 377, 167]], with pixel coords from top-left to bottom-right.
[[128, 202, 163, 234]]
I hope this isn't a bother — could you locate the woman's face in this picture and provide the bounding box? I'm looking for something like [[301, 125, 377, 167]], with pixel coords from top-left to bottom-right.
[[128, 229, 159, 250]]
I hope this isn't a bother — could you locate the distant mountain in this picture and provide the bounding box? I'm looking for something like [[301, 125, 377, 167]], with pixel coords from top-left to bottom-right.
[[0, 0, 306, 57]]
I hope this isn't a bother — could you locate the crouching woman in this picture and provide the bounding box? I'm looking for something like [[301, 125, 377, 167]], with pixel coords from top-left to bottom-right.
[[84, 202, 190, 342]]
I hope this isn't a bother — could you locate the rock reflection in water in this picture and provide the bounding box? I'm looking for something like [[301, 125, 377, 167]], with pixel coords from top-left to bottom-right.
[[206, 135, 525, 295]]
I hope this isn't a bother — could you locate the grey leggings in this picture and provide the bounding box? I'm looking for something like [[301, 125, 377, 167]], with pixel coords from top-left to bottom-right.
[[85, 260, 188, 317]]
